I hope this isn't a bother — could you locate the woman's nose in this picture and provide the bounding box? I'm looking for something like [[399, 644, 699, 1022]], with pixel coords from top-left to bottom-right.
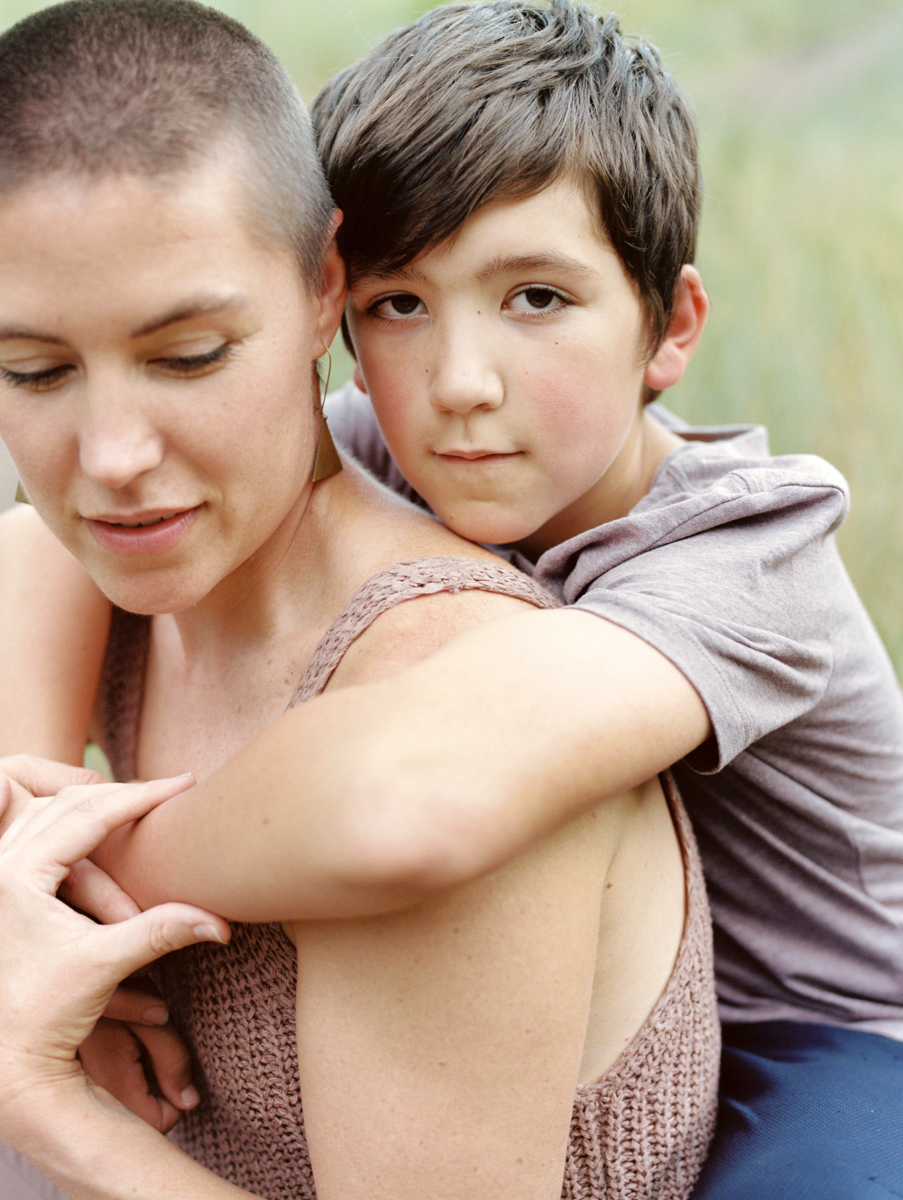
[[77, 383, 165, 490]]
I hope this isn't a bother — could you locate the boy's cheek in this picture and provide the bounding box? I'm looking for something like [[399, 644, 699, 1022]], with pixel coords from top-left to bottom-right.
[[351, 360, 368, 395]]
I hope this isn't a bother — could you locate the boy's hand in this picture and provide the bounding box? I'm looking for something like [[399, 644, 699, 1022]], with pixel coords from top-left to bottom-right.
[[79, 1010, 198, 1133]]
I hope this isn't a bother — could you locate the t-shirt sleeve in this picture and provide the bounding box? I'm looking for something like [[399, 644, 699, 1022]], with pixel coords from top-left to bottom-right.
[[558, 458, 850, 772]]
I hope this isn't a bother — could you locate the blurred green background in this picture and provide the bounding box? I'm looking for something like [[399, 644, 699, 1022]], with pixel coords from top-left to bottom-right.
[[1, 0, 900, 673]]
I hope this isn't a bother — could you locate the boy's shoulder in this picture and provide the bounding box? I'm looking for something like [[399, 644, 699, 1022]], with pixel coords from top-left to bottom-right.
[[644, 402, 848, 500], [328, 384, 850, 588], [533, 405, 872, 771], [536, 403, 849, 595]]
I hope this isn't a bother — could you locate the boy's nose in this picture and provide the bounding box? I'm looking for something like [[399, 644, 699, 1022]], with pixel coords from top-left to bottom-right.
[[78, 385, 165, 490], [429, 326, 504, 415]]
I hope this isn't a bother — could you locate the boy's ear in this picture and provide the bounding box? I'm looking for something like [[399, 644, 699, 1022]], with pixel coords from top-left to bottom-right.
[[314, 211, 349, 355], [643, 266, 708, 393]]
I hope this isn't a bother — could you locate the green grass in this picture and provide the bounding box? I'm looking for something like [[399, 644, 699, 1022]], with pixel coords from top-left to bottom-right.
[[658, 2, 903, 674], [2, 0, 899, 673]]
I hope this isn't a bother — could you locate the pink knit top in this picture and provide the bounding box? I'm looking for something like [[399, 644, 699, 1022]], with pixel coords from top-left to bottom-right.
[[100, 557, 719, 1199]]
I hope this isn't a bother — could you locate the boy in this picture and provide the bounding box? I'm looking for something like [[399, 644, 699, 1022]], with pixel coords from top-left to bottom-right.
[[314, 4, 903, 1196], [2, 2, 902, 1196]]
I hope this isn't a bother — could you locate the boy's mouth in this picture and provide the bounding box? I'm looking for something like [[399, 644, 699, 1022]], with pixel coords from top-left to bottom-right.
[[437, 449, 520, 462]]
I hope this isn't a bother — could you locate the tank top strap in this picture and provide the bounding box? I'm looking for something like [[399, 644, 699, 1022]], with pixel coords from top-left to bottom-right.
[[99, 556, 555, 778], [289, 556, 557, 706]]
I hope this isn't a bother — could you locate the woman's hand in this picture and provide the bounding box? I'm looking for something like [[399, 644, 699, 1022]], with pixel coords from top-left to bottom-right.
[[0, 773, 230, 1141], [0, 754, 151, 921], [0, 753, 105, 834], [80, 980, 202, 1133]]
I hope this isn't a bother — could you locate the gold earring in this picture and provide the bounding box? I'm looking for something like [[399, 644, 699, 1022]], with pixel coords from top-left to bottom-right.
[[14, 481, 30, 504], [311, 347, 342, 483]]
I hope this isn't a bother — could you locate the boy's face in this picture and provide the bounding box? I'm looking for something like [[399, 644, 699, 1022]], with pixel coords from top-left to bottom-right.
[[0, 154, 344, 614], [346, 179, 674, 557]]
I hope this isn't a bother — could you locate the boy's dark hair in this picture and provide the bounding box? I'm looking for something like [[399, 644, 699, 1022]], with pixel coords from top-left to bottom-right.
[[313, 0, 700, 352], [0, 0, 333, 287]]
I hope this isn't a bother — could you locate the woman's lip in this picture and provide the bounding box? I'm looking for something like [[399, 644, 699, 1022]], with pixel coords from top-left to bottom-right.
[[85, 507, 199, 556]]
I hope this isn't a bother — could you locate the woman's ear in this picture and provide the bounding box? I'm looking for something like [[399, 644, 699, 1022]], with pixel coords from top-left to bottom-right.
[[643, 266, 709, 393], [314, 211, 349, 354]]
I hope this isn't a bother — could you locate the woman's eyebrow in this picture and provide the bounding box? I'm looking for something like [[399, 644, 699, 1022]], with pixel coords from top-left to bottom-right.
[[130, 292, 251, 338], [0, 325, 65, 344], [0, 294, 252, 346]]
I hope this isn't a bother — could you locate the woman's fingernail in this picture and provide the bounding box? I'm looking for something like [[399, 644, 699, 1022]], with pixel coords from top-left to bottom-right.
[[193, 923, 225, 944], [142, 1004, 169, 1025], [180, 1085, 200, 1108]]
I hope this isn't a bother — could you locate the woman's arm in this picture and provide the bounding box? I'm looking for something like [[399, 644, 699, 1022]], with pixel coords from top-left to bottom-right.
[[5, 1096, 257, 1200], [0, 775, 259, 1200], [0, 505, 110, 761]]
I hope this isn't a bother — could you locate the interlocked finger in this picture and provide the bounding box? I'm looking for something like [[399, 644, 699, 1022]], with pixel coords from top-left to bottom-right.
[[60, 855, 143, 922]]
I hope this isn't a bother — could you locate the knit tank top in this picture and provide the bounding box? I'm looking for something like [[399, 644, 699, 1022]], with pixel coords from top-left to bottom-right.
[[99, 557, 718, 1199]]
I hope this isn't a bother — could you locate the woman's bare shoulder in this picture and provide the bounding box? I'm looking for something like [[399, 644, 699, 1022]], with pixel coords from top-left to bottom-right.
[[329, 578, 541, 690], [332, 457, 505, 565]]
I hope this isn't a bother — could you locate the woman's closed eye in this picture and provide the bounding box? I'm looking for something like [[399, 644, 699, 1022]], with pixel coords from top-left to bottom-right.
[[0, 363, 74, 392], [150, 342, 234, 376], [0, 343, 234, 390], [507, 286, 570, 314]]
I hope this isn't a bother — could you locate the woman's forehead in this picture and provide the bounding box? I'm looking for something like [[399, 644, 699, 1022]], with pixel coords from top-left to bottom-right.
[[0, 163, 299, 314]]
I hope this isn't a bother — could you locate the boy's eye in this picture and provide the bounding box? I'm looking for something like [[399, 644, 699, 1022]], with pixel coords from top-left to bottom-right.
[[0, 362, 74, 392], [150, 343, 233, 375], [508, 286, 567, 313], [370, 293, 425, 320]]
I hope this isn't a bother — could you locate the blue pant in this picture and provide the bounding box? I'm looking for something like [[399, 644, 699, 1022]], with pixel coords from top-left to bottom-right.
[[690, 1021, 903, 1199]]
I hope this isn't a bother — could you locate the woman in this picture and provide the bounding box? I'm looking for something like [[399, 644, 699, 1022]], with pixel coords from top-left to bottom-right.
[[0, 2, 718, 1197]]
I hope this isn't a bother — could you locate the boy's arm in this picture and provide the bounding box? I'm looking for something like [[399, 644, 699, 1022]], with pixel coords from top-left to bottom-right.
[[0, 485, 708, 922], [97, 605, 710, 921], [0, 505, 110, 761], [0, 493, 707, 926]]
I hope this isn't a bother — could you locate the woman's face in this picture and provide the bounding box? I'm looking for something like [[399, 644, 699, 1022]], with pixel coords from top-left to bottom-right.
[[0, 154, 345, 614]]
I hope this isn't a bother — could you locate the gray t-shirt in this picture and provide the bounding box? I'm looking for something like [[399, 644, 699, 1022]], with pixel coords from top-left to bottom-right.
[[329, 384, 903, 1039]]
